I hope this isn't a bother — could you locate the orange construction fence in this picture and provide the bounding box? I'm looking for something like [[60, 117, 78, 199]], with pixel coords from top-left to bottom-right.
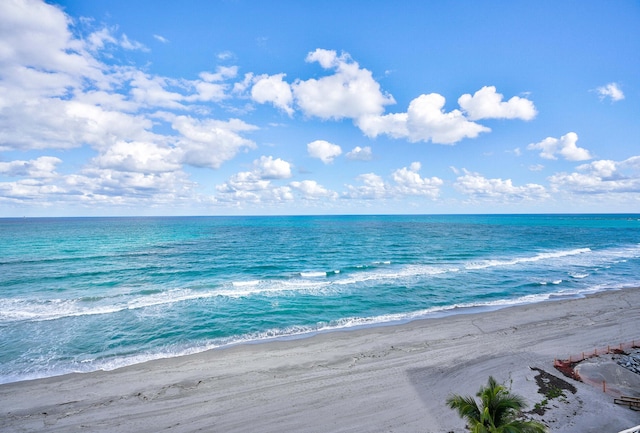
[[554, 340, 639, 382]]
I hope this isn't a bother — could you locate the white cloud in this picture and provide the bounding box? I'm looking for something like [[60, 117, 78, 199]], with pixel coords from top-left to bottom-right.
[[290, 180, 338, 199], [86, 27, 117, 52], [215, 160, 295, 204], [0, 178, 65, 202], [549, 156, 640, 194], [0, 156, 62, 178], [404, 94, 490, 144], [91, 141, 181, 173], [199, 66, 238, 83], [119, 34, 147, 52], [213, 155, 296, 204], [345, 146, 373, 161], [356, 112, 408, 140], [391, 162, 443, 199], [189, 80, 228, 102], [217, 51, 234, 61], [292, 49, 395, 120], [63, 168, 197, 205], [78, 26, 148, 54], [0, 0, 267, 212], [358, 93, 490, 144], [254, 155, 292, 179], [171, 116, 257, 169], [344, 163, 443, 200], [0, 0, 100, 81], [128, 71, 186, 109], [232, 73, 254, 95], [527, 132, 592, 161], [581, 159, 617, 178], [251, 73, 294, 115], [458, 86, 537, 121], [307, 140, 342, 164], [454, 170, 547, 200], [0, 166, 200, 209], [0, 99, 156, 151], [595, 82, 624, 102], [344, 173, 388, 199], [153, 34, 169, 44]]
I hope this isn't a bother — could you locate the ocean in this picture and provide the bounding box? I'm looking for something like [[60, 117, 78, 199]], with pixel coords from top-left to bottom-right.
[[1, 214, 639, 384]]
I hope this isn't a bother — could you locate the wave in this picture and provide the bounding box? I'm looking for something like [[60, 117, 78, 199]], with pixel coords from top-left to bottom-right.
[[3, 244, 638, 324], [570, 273, 589, 279], [231, 280, 260, 287], [465, 248, 591, 270], [3, 284, 620, 385], [539, 279, 563, 285], [299, 271, 328, 278], [0, 288, 227, 323]]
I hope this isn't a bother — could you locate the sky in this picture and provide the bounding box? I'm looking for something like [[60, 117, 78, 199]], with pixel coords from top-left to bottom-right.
[[0, 0, 639, 217]]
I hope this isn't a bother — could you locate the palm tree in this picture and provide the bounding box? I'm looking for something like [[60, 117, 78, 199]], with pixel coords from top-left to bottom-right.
[[446, 376, 547, 433]]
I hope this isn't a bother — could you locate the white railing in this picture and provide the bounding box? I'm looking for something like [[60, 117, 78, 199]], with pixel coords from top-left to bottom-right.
[[618, 425, 640, 433]]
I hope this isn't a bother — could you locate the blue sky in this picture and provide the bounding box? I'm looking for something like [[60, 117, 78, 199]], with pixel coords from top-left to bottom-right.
[[1, 0, 639, 216]]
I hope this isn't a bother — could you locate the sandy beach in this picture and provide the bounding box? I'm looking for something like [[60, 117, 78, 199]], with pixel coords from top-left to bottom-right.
[[1, 288, 639, 433]]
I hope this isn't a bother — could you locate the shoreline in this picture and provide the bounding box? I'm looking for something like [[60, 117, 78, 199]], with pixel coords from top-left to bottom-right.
[[2, 287, 640, 432], [0, 285, 620, 386]]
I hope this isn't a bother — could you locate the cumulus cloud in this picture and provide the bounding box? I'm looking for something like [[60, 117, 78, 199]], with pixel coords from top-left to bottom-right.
[[0, 178, 66, 203], [0, 166, 200, 208], [391, 162, 443, 198], [344, 173, 388, 199], [345, 146, 373, 161], [171, 116, 257, 169], [91, 141, 181, 173], [292, 49, 395, 120], [254, 155, 292, 179], [454, 170, 547, 200], [215, 156, 295, 204], [344, 162, 443, 200], [290, 180, 338, 199], [595, 82, 624, 102], [0, 99, 157, 151], [358, 93, 490, 144], [458, 86, 537, 121], [0, 156, 62, 178], [356, 85, 537, 144], [527, 132, 592, 161], [199, 66, 238, 83], [549, 156, 640, 194], [0, 0, 267, 211], [0, 0, 101, 82], [128, 71, 188, 109], [251, 73, 294, 115], [307, 140, 342, 164]]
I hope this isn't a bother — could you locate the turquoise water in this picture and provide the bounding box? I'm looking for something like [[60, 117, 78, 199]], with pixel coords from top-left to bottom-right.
[[1, 214, 639, 383]]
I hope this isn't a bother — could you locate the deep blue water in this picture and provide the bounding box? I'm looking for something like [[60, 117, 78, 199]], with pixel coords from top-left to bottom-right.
[[1, 214, 639, 383]]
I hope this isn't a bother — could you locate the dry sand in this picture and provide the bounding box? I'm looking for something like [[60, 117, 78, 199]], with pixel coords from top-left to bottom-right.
[[1, 288, 640, 433]]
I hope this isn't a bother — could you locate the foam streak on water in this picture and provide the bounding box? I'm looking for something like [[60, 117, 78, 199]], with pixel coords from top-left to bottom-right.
[[1, 214, 639, 383]]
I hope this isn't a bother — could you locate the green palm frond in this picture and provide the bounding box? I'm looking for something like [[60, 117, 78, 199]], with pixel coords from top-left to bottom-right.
[[446, 376, 548, 433]]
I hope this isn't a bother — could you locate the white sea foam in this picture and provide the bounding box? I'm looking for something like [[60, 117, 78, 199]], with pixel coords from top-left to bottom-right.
[[2, 243, 637, 325], [570, 273, 589, 279], [300, 271, 327, 278], [0, 288, 228, 323], [465, 247, 591, 270], [232, 280, 260, 287]]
